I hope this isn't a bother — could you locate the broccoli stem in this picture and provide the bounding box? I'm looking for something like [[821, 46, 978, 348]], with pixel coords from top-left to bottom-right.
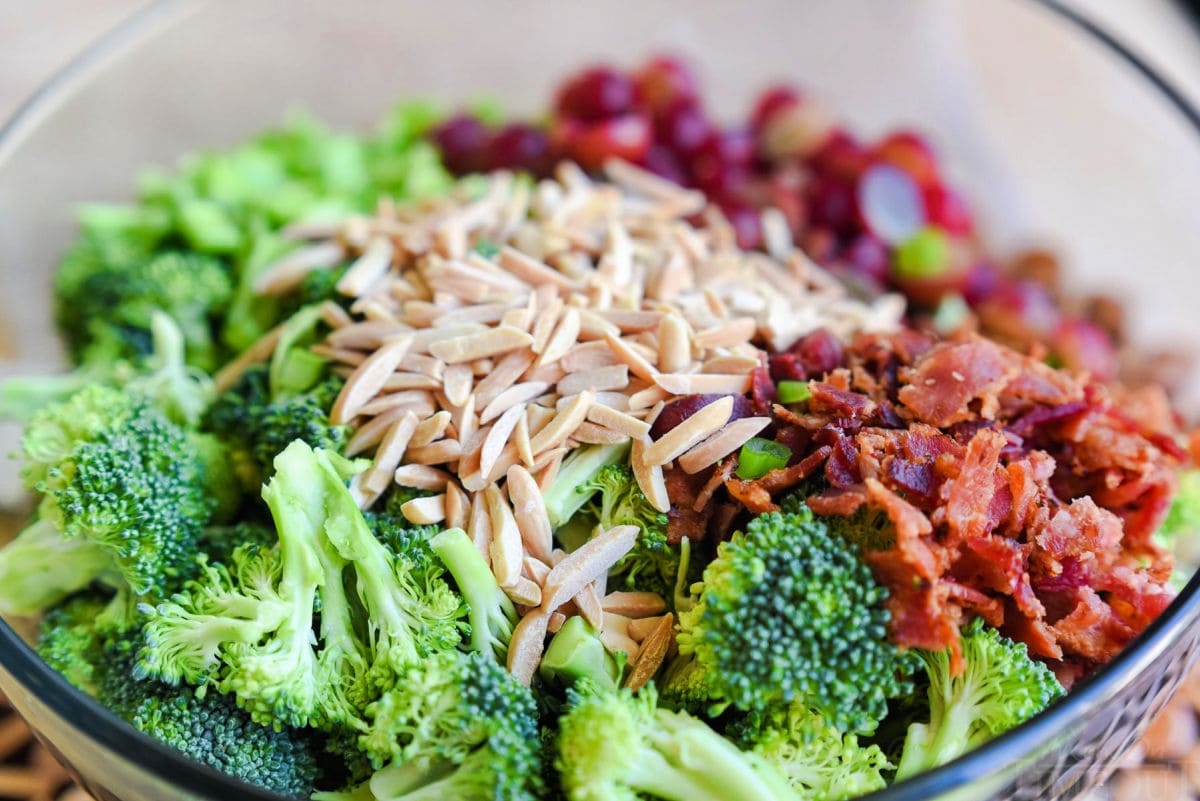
[[0, 520, 115, 616], [541, 442, 630, 528], [540, 616, 621, 692], [429, 527, 515, 661]]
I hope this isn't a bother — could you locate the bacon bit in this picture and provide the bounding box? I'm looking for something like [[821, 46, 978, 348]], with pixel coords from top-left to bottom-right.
[[725, 477, 778, 515], [898, 338, 1017, 427], [756, 446, 833, 494], [940, 429, 1007, 544], [694, 459, 736, 513]]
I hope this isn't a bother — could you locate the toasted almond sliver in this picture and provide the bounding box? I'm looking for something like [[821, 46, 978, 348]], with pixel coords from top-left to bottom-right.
[[534, 447, 568, 492], [654, 373, 752, 396], [328, 319, 409, 350], [499, 246, 579, 291], [572, 421, 630, 445], [529, 390, 594, 456], [473, 350, 535, 408], [543, 525, 639, 611], [561, 341, 621, 372], [429, 325, 533, 365], [678, 416, 771, 474], [504, 576, 543, 607], [631, 436, 671, 514], [400, 494, 446, 526], [445, 482, 470, 530], [480, 403, 526, 479], [404, 439, 463, 465], [345, 406, 409, 457], [507, 610, 550, 686], [330, 335, 414, 424], [625, 613, 674, 691], [523, 361, 567, 385], [514, 411, 534, 468], [320, 300, 353, 329], [642, 395, 734, 467], [486, 485, 524, 588], [656, 314, 692, 374], [537, 307, 582, 367], [627, 614, 666, 641], [380, 372, 442, 391], [363, 411, 419, 493], [480, 381, 551, 424], [627, 383, 671, 411], [602, 591, 668, 618], [442, 363, 474, 407], [547, 611, 568, 634], [337, 236, 394, 297], [394, 464, 452, 491], [524, 555, 552, 586], [600, 629, 640, 662], [693, 317, 757, 350], [575, 583, 605, 631], [468, 492, 493, 562], [558, 364, 629, 396], [530, 298, 564, 354], [603, 332, 659, 383], [701, 355, 760, 374], [586, 403, 651, 440], [506, 465, 554, 562], [254, 240, 346, 295], [358, 390, 436, 418], [214, 322, 286, 393], [454, 393, 478, 446], [410, 410, 453, 448], [596, 309, 664, 333]]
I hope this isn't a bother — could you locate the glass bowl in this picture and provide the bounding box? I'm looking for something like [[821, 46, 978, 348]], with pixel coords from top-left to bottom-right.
[[2, 2, 1200, 800]]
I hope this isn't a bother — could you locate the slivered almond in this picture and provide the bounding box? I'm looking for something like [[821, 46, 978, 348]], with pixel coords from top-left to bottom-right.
[[442, 364, 473, 407], [480, 382, 551, 424], [558, 364, 629, 396], [631, 436, 671, 513], [410, 410, 452, 448], [642, 395, 733, 466], [547, 612, 567, 634], [470, 357, 495, 376], [524, 556, 551, 586], [358, 392, 436, 418], [701, 355, 760, 374], [603, 332, 659, 383], [504, 577, 543, 607], [542, 525, 639, 611], [627, 383, 670, 412], [363, 411, 419, 493], [480, 403, 526, 479], [214, 322, 286, 393], [394, 464, 452, 491], [345, 406, 410, 457], [654, 373, 752, 395], [627, 615, 667, 641], [433, 302, 511, 327], [454, 393, 478, 446], [596, 309, 663, 333], [429, 325, 533, 364], [380, 373, 442, 391], [656, 314, 692, 373], [483, 442, 522, 483], [445, 482, 470, 530], [693, 317, 757, 349], [310, 344, 365, 366], [486, 485, 524, 588], [530, 297, 564, 353], [625, 614, 674, 690], [600, 629, 640, 662], [536, 307, 581, 366], [473, 350, 535, 408], [499, 246, 579, 291], [678, 416, 771, 474], [404, 439, 463, 465], [523, 361, 567, 385], [561, 341, 621, 372], [468, 492, 493, 562], [501, 307, 534, 332], [254, 240, 346, 295], [577, 308, 621, 340], [572, 422, 630, 445], [330, 335, 414, 424], [514, 411, 534, 468], [337, 237, 394, 297], [507, 609, 550, 686], [529, 391, 594, 455], [602, 592, 668, 618], [506, 465, 554, 562], [400, 494, 446, 525], [586, 403, 651, 439], [576, 583, 605, 631], [327, 320, 408, 350]]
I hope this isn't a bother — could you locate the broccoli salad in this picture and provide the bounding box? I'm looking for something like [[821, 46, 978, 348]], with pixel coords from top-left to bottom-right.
[[1, 55, 1197, 801]]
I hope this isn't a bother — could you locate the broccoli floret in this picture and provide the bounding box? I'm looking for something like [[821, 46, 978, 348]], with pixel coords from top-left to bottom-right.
[[365, 489, 442, 585], [100, 637, 321, 798], [541, 443, 631, 529], [663, 506, 911, 734], [429, 527, 516, 663], [336, 650, 542, 801], [540, 616, 623, 693], [894, 618, 1064, 779], [0, 385, 225, 619], [36, 592, 113, 696], [199, 522, 278, 565], [731, 704, 892, 801], [781, 490, 896, 555], [556, 682, 799, 801], [138, 441, 463, 732]]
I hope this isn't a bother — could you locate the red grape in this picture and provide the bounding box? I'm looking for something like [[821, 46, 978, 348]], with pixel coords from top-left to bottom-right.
[[488, 123, 552, 176], [633, 55, 699, 115], [805, 173, 858, 234], [721, 202, 764, 250], [431, 114, 491, 175], [806, 129, 870, 180], [650, 394, 756, 439], [961, 260, 1003, 306], [554, 113, 653, 171], [750, 85, 802, 132], [857, 163, 926, 244], [923, 184, 973, 235], [843, 233, 890, 285], [1053, 318, 1118, 381], [641, 144, 688, 184], [555, 66, 636, 121], [874, 130, 940, 187], [654, 100, 714, 160]]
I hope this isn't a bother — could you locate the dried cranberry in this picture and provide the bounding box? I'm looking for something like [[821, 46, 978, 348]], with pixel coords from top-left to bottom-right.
[[789, 329, 844, 376], [555, 66, 636, 121], [805, 173, 859, 234], [431, 114, 491, 175]]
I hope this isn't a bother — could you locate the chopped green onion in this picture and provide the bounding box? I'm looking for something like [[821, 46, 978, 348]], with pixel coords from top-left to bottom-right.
[[777, 380, 813, 405], [735, 437, 792, 480], [892, 226, 949, 280]]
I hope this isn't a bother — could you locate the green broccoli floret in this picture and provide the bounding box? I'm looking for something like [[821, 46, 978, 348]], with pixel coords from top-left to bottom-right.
[[731, 704, 892, 801], [894, 618, 1064, 779], [100, 637, 321, 798], [36, 592, 113, 696], [429, 527, 516, 663], [138, 441, 463, 732], [781, 491, 896, 555], [0, 385, 226, 619], [330, 650, 542, 801], [542, 443, 631, 529], [1158, 468, 1200, 586], [199, 522, 278, 565], [663, 506, 911, 734], [557, 682, 800, 801]]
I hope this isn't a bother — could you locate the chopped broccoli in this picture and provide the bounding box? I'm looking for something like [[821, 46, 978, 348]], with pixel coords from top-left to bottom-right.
[[138, 441, 463, 731], [36, 592, 113, 696], [731, 704, 892, 801], [429, 527, 516, 662], [894, 618, 1063, 779], [340, 650, 542, 801], [557, 682, 800, 801], [198, 522, 278, 565], [663, 506, 911, 734], [540, 616, 623, 693], [541, 443, 631, 529]]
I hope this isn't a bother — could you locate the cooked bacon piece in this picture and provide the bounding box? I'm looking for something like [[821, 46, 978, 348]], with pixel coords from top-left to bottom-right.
[[724, 476, 778, 515], [809, 382, 875, 419], [944, 579, 1004, 628], [1034, 497, 1123, 562], [755, 446, 832, 494], [750, 363, 777, 414], [807, 489, 866, 517], [1050, 588, 1135, 663], [664, 467, 710, 544], [940, 429, 1007, 544], [898, 338, 1018, 427]]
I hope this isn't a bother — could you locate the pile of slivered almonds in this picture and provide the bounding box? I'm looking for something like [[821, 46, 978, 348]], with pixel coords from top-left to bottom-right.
[[218, 159, 904, 687]]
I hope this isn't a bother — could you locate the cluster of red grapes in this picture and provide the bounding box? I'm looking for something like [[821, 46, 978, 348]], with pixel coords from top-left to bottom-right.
[[430, 55, 1117, 379]]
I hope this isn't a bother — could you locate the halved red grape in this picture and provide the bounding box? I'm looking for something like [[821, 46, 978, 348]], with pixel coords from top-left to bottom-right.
[[857, 163, 926, 244], [843, 233, 890, 286], [806, 129, 870, 180], [873, 130, 940, 187], [788, 329, 845, 376], [721, 202, 764, 250], [431, 114, 491, 175], [961, 260, 1004, 306], [633, 55, 699, 116], [923, 184, 973, 235], [756, 98, 834, 163], [553, 113, 652, 171], [805, 173, 858, 234], [749, 85, 802, 132], [555, 66, 636, 121], [488, 123, 552, 176], [654, 100, 714, 160]]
